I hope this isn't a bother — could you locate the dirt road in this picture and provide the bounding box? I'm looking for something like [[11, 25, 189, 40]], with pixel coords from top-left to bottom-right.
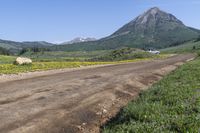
[[0, 54, 195, 133]]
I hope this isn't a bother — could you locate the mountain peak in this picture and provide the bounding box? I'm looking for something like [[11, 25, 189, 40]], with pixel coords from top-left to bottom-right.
[[139, 7, 183, 24], [146, 7, 161, 16], [136, 7, 163, 24], [112, 7, 185, 37], [148, 7, 160, 12]]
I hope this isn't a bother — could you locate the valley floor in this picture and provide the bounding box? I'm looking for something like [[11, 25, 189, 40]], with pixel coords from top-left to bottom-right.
[[0, 54, 194, 133], [0, 55, 166, 75]]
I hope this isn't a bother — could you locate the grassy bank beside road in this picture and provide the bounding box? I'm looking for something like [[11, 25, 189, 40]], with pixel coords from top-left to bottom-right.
[[103, 58, 200, 133]]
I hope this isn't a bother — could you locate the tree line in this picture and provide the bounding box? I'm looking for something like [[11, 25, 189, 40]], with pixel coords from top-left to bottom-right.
[[19, 47, 51, 55], [0, 47, 10, 55]]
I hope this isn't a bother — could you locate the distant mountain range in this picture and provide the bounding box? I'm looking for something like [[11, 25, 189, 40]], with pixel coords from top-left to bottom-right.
[[62, 37, 96, 45], [0, 37, 96, 54], [0, 39, 54, 53], [0, 7, 200, 53]]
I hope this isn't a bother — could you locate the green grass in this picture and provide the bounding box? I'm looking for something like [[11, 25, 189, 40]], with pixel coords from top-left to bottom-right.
[[102, 58, 200, 133], [0, 55, 16, 64], [161, 40, 200, 54], [20, 48, 167, 62], [89, 48, 162, 61], [21, 48, 164, 62], [21, 50, 111, 62]]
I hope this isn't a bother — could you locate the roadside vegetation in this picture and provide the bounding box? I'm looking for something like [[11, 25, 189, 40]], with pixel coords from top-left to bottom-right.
[[0, 61, 109, 74], [102, 57, 200, 133]]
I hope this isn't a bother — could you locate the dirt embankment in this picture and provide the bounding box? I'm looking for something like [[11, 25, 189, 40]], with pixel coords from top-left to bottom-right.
[[0, 54, 195, 133]]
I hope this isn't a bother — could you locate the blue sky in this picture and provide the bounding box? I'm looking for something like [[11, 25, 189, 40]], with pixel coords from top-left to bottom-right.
[[0, 0, 199, 43]]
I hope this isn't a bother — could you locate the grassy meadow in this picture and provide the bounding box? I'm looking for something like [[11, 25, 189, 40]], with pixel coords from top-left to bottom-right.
[[0, 55, 16, 64], [161, 40, 200, 54], [0, 48, 169, 74], [21, 50, 111, 62], [102, 57, 200, 133]]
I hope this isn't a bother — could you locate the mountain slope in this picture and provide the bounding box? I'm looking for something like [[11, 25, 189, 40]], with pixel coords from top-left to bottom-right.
[[0, 39, 55, 54], [108, 7, 198, 48], [52, 7, 200, 51]]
